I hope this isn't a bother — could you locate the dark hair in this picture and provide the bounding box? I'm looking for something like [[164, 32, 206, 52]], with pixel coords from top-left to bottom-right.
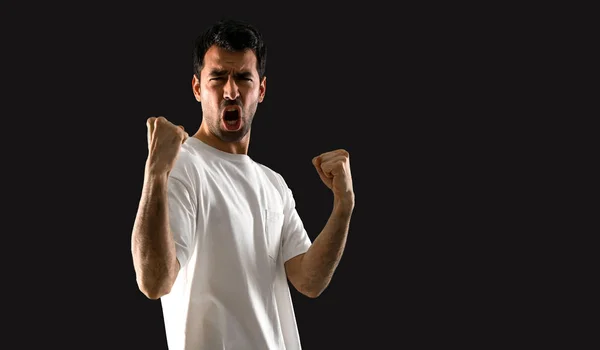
[[192, 19, 267, 80]]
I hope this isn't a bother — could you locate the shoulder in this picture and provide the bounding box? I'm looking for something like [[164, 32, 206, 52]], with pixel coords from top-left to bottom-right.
[[254, 161, 287, 189], [168, 139, 209, 187], [253, 161, 297, 208]]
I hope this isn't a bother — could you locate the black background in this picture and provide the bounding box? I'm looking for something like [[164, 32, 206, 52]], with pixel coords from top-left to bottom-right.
[[3, 2, 545, 349]]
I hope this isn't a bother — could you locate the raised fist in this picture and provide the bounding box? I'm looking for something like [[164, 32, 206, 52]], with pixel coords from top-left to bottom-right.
[[146, 116, 188, 175], [312, 149, 354, 200]]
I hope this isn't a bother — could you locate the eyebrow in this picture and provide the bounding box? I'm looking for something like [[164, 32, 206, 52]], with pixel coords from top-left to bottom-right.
[[208, 69, 253, 79]]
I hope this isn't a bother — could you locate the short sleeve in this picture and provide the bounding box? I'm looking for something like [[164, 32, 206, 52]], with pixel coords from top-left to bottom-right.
[[277, 175, 312, 263], [168, 170, 197, 270]]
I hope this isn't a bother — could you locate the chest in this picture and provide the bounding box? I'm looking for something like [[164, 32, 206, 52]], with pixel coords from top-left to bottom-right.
[[197, 163, 285, 262]]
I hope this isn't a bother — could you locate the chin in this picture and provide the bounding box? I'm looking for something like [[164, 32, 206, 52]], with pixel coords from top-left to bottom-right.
[[218, 126, 250, 143]]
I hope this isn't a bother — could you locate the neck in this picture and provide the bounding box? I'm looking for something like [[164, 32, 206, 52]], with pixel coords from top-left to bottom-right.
[[193, 123, 250, 155]]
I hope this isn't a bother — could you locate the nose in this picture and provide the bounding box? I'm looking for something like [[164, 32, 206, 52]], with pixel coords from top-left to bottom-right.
[[223, 76, 240, 101]]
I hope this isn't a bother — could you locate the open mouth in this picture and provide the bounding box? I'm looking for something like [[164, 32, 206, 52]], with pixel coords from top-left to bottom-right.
[[222, 106, 242, 131]]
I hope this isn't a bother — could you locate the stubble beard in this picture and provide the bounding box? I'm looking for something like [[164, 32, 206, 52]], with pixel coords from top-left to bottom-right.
[[208, 101, 258, 143]]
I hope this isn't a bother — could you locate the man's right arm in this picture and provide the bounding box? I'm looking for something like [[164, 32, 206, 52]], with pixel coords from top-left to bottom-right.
[[131, 169, 180, 300]]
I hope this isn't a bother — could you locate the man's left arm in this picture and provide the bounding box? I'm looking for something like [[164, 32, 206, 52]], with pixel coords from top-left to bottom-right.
[[285, 149, 355, 298]]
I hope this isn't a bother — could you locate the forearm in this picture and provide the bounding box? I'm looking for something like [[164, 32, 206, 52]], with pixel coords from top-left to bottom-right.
[[131, 170, 178, 299], [300, 195, 354, 297]]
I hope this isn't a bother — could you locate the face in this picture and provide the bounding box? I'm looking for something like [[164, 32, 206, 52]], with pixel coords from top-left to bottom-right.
[[192, 45, 266, 143]]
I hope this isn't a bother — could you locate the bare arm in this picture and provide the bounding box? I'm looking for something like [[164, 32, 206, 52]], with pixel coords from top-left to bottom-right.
[[131, 169, 180, 299], [285, 149, 355, 298], [285, 196, 354, 298], [132, 116, 188, 299]]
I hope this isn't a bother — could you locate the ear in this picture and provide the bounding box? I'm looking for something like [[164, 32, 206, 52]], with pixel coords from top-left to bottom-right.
[[258, 76, 266, 103], [192, 74, 201, 102]]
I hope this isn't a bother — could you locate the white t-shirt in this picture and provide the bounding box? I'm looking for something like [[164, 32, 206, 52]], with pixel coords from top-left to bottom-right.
[[160, 137, 312, 350]]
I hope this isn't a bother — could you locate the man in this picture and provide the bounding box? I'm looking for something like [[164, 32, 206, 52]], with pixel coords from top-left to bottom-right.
[[131, 19, 355, 350]]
